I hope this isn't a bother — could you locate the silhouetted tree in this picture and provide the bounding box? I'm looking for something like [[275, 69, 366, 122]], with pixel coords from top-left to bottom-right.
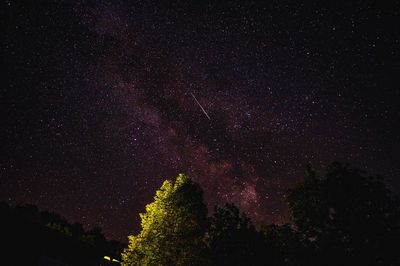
[[2, 201, 114, 265], [286, 162, 400, 265], [261, 223, 313, 266], [70, 222, 85, 238], [122, 174, 209, 265], [40, 210, 68, 225], [82, 226, 108, 250], [14, 203, 40, 222], [207, 203, 264, 265]]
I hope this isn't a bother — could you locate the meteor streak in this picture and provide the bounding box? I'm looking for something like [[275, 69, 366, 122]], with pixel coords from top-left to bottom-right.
[[190, 92, 211, 120]]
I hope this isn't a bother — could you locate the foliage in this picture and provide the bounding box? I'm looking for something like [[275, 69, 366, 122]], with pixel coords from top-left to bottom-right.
[[122, 174, 208, 266], [261, 224, 308, 265], [286, 162, 400, 265], [4, 162, 399, 265], [121, 165, 400, 265], [2, 201, 123, 265], [206, 203, 265, 265]]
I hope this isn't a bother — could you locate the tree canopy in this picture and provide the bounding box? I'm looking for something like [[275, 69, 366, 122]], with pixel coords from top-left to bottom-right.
[[122, 174, 208, 265], [1, 201, 123, 265], [286, 162, 400, 265], [122, 164, 400, 265], [206, 203, 264, 265]]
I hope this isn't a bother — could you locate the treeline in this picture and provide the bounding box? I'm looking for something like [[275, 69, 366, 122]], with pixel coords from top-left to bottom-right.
[[122, 162, 400, 266], [1, 201, 123, 265]]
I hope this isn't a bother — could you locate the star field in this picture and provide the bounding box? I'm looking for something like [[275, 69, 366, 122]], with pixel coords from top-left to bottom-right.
[[2, 0, 400, 241]]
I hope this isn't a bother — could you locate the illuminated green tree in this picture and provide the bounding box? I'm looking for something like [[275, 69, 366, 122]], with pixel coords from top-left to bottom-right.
[[122, 174, 208, 266]]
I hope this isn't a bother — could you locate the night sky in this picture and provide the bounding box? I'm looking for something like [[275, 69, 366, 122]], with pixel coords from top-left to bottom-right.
[[2, 1, 400, 241]]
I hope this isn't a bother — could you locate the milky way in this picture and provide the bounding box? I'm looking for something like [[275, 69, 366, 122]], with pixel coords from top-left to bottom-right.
[[2, 1, 399, 241]]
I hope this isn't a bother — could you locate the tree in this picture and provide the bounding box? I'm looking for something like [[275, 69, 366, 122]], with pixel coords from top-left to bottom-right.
[[122, 174, 208, 266], [207, 203, 264, 265], [14, 203, 40, 222], [286, 162, 400, 265], [261, 224, 308, 266]]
